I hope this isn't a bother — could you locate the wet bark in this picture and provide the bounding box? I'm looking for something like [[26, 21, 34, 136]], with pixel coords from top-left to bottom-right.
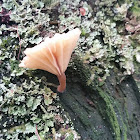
[[57, 59, 140, 140]]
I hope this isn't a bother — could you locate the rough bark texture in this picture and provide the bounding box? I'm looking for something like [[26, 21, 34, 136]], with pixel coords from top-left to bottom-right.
[[57, 58, 140, 140]]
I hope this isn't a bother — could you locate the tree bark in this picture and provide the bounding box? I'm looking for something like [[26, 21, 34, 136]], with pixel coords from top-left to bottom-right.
[[58, 58, 140, 140]]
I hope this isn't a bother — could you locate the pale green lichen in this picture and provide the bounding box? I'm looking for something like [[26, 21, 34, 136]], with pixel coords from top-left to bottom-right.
[[0, 0, 139, 139], [0, 74, 78, 139], [0, 0, 80, 139]]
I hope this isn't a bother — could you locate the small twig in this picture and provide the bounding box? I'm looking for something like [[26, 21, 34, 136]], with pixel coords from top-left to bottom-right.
[[42, 79, 57, 88], [35, 125, 42, 140], [46, 82, 57, 88], [49, 21, 58, 25], [16, 26, 22, 60], [0, 11, 11, 16]]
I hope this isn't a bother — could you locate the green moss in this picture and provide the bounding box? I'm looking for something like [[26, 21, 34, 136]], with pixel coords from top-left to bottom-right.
[[81, 28, 87, 36], [65, 133, 74, 140], [72, 56, 128, 140], [97, 88, 121, 140], [130, 1, 140, 18]]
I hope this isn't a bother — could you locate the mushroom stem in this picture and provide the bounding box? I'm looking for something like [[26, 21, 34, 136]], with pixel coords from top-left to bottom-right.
[[57, 73, 66, 93]]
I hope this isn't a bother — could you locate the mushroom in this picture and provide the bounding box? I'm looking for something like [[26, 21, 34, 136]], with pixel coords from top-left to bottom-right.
[[19, 28, 81, 92]]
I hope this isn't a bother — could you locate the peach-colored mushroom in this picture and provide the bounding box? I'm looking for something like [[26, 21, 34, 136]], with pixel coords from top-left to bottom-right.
[[19, 28, 81, 92]]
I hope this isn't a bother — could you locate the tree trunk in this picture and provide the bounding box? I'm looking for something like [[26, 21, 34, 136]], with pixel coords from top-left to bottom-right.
[[58, 58, 140, 140]]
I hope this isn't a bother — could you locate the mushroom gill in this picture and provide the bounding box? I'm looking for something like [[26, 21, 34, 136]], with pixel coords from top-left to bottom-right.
[[19, 28, 81, 92]]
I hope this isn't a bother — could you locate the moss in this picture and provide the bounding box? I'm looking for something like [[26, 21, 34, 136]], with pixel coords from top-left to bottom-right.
[[130, 1, 140, 18], [65, 133, 74, 140], [114, 100, 128, 140], [72, 56, 129, 140], [97, 88, 121, 140]]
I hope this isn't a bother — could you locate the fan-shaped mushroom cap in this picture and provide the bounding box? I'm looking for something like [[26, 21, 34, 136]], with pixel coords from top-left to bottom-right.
[[19, 28, 81, 76]]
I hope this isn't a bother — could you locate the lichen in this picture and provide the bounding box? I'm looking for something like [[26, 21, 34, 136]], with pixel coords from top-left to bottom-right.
[[58, 0, 139, 84], [0, 0, 80, 139], [0, 0, 139, 139]]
